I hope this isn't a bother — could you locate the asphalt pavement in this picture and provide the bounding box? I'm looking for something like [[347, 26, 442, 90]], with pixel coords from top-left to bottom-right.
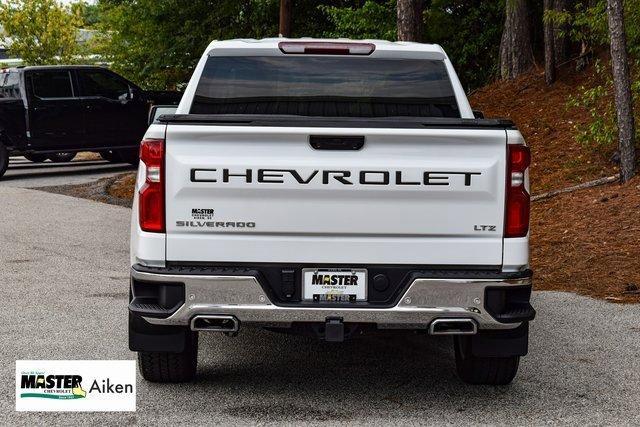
[[0, 185, 638, 425], [1, 156, 136, 188]]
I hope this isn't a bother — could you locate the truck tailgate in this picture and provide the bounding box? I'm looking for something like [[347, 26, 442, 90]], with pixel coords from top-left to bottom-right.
[[164, 125, 506, 265]]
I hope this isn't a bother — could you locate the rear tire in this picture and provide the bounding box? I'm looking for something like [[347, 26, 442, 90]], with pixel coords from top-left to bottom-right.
[[454, 336, 520, 385], [0, 143, 8, 179], [24, 153, 48, 162], [99, 150, 118, 163], [48, 152, 76, 163], [115, 148, 139, 166], [138, 331, 198, 382]]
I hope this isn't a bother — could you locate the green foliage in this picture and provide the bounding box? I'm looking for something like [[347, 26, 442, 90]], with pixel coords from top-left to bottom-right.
[[555, 1, 640, 150], [321, 0, 505, 90], [96, 0, 506, 90], [424, 0, 506, 90], [93, 0, 526, 91], [0, 0, 84, 65], [321, 1, 396, 41], [548, 1, 640, 57], [96, 0, 333, 88], [95, 0, 353, 89], [568, 78, 616, 148], [78, 1, 101, 27], [568, 60, 640, 150], [289, 0, 356, 38], [95, 0, 276, 89]]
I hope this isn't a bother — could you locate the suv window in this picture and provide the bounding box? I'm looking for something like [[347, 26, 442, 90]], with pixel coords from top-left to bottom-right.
[[191, 56, 460, 118], [79, 70, 130, 100], [149, 105, 177, 124], [30, 71, 74, 99], [0, 72, 20, 99]]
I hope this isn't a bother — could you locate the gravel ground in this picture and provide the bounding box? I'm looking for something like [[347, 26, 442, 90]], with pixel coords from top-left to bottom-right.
[[0, 186, 638, 425]]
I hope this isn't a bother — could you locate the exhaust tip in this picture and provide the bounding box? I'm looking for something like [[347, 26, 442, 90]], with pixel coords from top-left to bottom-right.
[[191, 315, 239, 332], [429, 318, 477, 335]]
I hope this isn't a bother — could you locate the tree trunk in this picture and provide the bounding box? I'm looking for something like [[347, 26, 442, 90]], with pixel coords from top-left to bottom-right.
[[544, 0, 556, 85], [553, 0, 572, 63], [397, 0, 422, 42], [499, 0, 534, 80], [607, 0, 636, 182], [279, 0, 292, 38], [413, 0, 424, 41]]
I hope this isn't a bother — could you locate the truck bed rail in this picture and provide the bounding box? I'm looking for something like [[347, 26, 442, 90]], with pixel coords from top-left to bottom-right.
[[158, 114, 516, 129]]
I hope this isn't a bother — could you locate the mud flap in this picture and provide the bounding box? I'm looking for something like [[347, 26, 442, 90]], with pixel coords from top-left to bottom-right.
[[129, 312, 192, 353], [463, 322, 529, 358]]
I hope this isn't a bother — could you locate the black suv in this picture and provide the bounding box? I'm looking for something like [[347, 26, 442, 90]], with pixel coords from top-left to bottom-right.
[[0, 65, 180, 177]]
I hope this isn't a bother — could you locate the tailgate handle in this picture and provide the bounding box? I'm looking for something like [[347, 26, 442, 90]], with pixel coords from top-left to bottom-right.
[[309, 135, 364, 150]]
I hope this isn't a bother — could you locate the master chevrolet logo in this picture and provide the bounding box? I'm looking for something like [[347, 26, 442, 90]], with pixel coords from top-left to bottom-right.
[[191, 168, 481, 186], [20, 374, 86, 400], [16, 360, 136, 411], [191, 208, 215, 220]]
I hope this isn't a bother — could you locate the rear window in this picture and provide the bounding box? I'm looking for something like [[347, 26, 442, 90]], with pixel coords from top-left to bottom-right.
[[30, 71, 74, 99], [0, 72, 20, 99], [191, 56, 459, 118], [79, 70, 130, 100]]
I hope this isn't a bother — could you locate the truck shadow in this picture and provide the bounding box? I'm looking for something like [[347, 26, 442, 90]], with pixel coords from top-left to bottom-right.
[[139, 328, 521, 422]]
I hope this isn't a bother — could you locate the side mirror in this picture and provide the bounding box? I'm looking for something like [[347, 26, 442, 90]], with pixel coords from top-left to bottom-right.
[[118, 89, 134, 104]]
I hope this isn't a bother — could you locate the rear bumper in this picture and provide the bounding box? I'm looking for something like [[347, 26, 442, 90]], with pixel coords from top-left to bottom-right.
[[129, 265, 534, 331]]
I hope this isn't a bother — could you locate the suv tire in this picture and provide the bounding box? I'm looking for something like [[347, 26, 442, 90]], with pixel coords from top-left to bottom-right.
[[115, 148, 140, 166], [0, 143, 8, 178], [138, 331, 198, 382], [48, 152, 76, 163], [99, 150, 118, 163], [454, 336, 520, 385], [24, 153, 48, 162]]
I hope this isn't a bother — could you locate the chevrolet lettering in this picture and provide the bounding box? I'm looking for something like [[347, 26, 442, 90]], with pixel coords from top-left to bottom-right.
[[190, 168, 482, 186]]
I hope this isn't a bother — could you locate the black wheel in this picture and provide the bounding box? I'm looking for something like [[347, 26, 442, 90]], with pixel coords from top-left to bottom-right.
[[138, 332, 198, 382], [48, 152, 76, 163], [99, 150, 118, 163], [24, 153, 48, 162], [0, 143, 8, 179], [454, 336, 520, 385], [115, 148, 140, 166]]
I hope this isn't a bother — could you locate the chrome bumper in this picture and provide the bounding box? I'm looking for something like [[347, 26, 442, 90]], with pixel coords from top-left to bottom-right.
[[131, 268, 529, 331]]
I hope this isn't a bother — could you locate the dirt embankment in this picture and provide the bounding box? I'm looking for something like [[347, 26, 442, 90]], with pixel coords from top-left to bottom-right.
[[472, 64, 639, 303], [531, 176, 640, 302], [38, 173, 134, 208], [108, 173, 136, 201], [470, 65, 616, 194]]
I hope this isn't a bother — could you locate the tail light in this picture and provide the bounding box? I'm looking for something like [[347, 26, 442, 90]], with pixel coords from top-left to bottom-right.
[[505, 144, 531, 238], [278, 41, 375, 55], [139, 139, 165, 233]]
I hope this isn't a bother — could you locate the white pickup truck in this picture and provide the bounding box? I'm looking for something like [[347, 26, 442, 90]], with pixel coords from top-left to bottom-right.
[[129, 38, 535, 385]]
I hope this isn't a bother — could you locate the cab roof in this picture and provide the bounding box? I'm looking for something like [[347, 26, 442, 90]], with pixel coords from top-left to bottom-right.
[[1, 65, 108, 73]]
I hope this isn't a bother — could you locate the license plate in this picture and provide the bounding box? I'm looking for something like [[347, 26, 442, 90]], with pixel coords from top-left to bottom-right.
[[302, 269, 367, 302]]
